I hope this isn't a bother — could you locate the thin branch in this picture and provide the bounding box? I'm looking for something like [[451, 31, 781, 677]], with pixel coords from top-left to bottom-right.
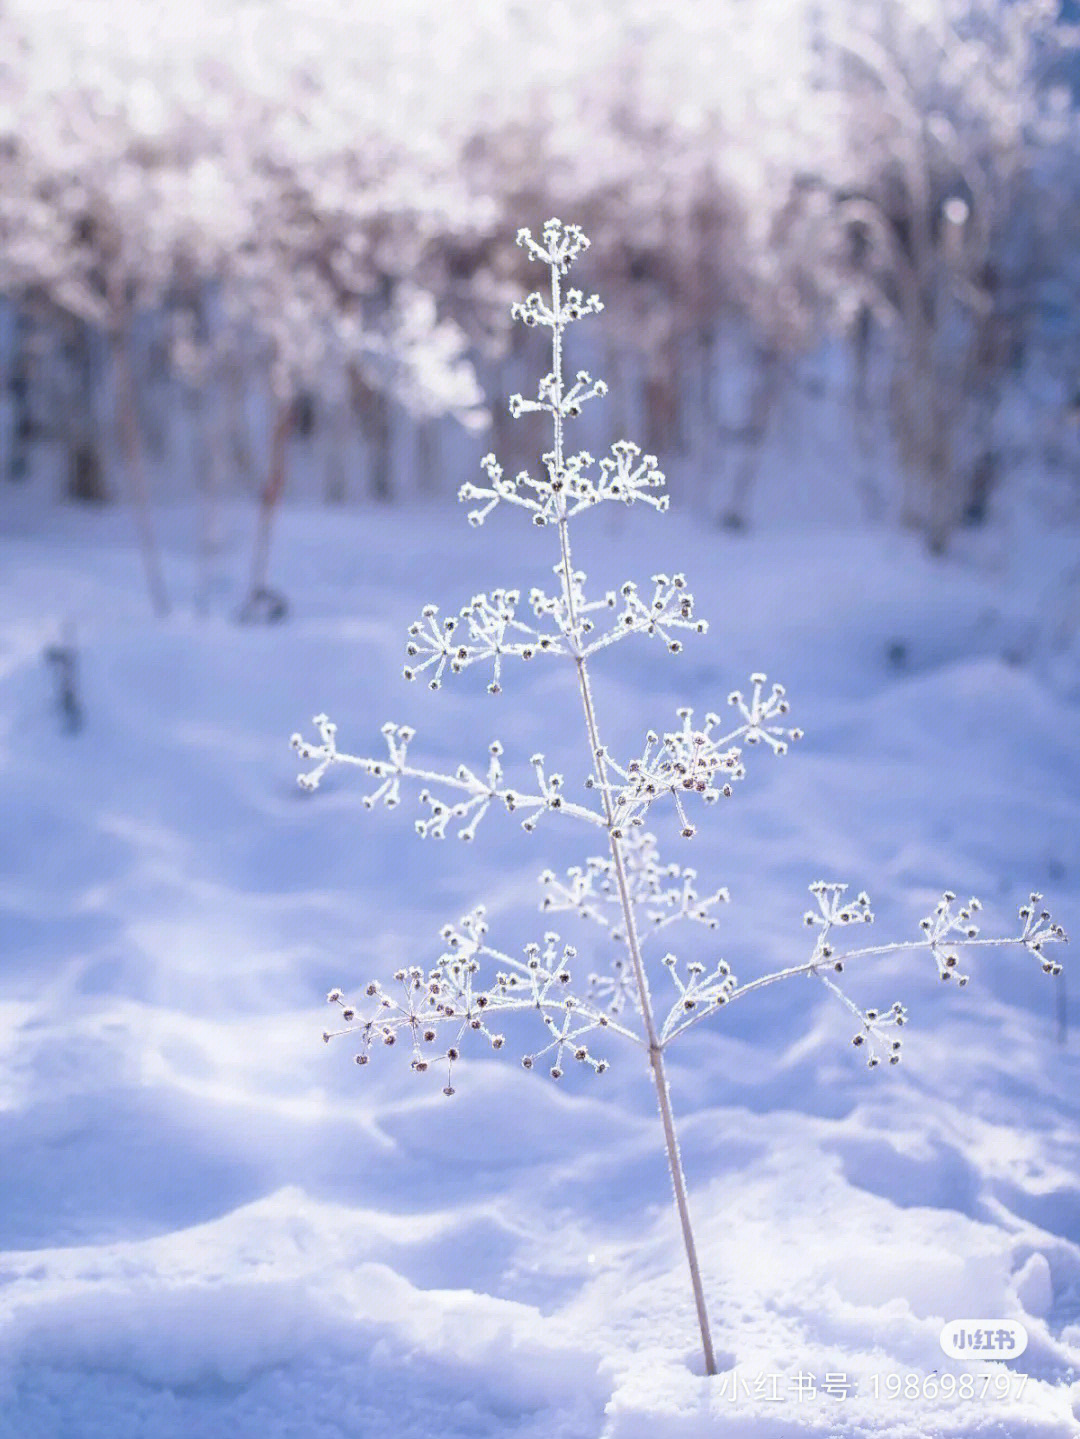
[[291, 716, 605, 839], [666, 892, 1067, 1048]]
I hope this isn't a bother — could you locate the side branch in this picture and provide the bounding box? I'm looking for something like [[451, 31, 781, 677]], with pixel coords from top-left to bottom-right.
[[664, 888, 1067, 1056], [404, 589, 564, 694], [291, 715, 605, 839], [324, 909, 642, 1094]]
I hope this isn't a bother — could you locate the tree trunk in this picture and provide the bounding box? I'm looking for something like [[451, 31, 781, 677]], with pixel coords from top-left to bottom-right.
[[240, 393, 294, 619], [112, 298, 169, 615]]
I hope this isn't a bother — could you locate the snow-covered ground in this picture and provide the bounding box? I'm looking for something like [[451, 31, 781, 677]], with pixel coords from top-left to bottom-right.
[[1, 491, 1079, 1438]]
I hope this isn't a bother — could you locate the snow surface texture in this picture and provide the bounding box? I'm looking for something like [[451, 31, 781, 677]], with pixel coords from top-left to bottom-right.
[[1, 493, 1079, 1437]]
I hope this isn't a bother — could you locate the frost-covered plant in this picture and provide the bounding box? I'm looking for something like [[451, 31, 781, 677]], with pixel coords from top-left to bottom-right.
[[292, 219, 1067, 1376]]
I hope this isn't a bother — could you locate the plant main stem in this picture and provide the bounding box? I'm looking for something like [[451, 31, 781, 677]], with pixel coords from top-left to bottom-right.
[[549, 261, 718, 1377]]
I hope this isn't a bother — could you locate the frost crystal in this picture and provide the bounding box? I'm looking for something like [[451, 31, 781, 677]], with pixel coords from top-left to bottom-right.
[[325, 908, 633, 1087], [404, 589, 562, 693]]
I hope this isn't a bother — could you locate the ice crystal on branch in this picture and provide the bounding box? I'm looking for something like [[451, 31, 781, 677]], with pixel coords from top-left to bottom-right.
[[1020, 892, 1068, 974], [919, 891, 981, 984], [547, 441, 670, 518], [515, 218, 591, 273], [844, 995, 907, 1069], [290, 719, 604, 840], [325, 908, 635, 1090], [528, 562, 616, 641], [540, 830, 728, 943], [727, 674, 804, 753], [294, 219, 1067, 1379], [658, 951, 738, 1044], [508, 369, 607, 421], [700, 885, 1070, 1072], [404, 590, 563, 693], [585, 574, 707, 658], [598, 693, 799, 838], [459, 440, 667, 529], [604, 712, 746, 838], [803, 881, 875, 966]]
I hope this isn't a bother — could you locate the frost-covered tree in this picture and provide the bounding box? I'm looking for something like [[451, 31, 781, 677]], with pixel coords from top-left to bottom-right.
[[0, 0, 490, 526], [821, 0, 1063, 549], [0, 43, 189, 611], [4, 0, 1079, 539], [293, 221, 1066, 1374]]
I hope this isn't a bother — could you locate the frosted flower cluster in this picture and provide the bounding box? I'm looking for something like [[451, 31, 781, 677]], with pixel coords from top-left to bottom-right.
[[404, 590, 564, 694], [540, 829, 729, 941], [324, 906, 626, 1091], [459, 440, 668, 530]]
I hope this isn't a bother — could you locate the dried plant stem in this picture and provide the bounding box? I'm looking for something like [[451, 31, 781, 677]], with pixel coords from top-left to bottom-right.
[[550, 262, 718, 1377]]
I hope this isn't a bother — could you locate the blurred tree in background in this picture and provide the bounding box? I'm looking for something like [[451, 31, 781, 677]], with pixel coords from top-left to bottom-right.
[[1, 0, 1079, 555]]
